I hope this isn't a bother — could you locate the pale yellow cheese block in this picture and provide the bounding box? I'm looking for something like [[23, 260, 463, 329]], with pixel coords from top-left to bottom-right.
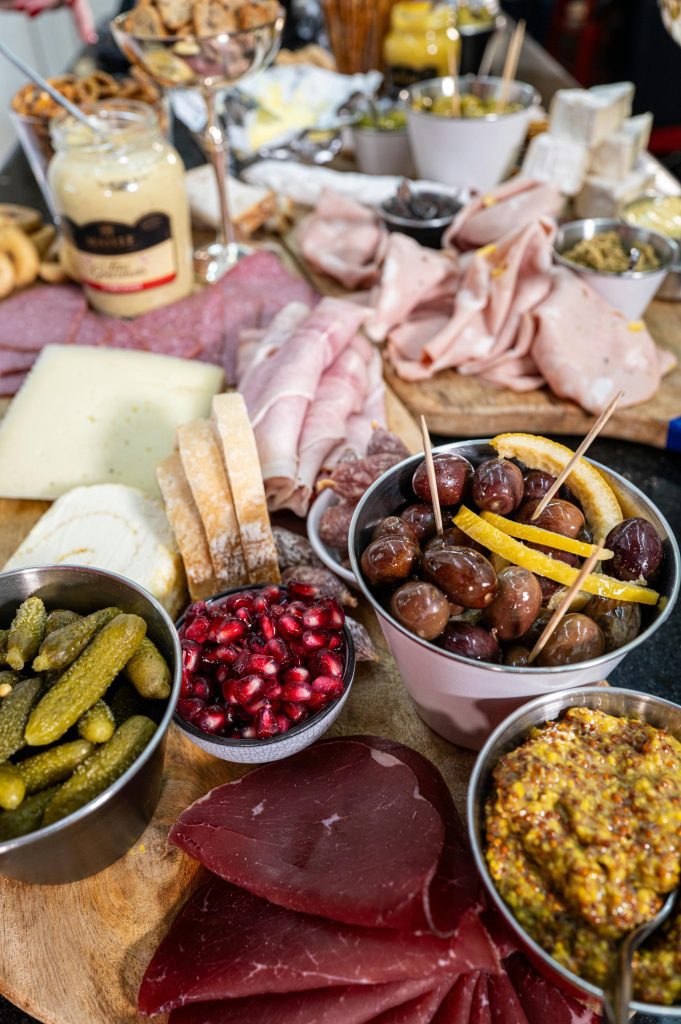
[[212, 393, 280, 585], [156, 453, 217, 602], [177, 419, 248, 588], [0, 346, 224, 500]]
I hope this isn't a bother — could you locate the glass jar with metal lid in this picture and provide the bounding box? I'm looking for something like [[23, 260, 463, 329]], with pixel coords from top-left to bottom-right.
[[48, 99, 193, 317]]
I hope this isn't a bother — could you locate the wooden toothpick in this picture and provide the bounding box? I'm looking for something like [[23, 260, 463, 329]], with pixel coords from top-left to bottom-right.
[[531, 389, 625, 521], [498, 19, 525, 110], [420, 415, 443, 536], [446, 7, 461, 118], [527, 547, 604, 664]]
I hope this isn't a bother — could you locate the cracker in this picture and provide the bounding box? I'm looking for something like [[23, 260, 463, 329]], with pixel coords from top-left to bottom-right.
[[193, 0, 238, 35]]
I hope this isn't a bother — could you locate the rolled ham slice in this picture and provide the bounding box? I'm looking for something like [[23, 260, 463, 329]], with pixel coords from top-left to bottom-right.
[[299, 190, 388, 290], [443, 179, 564, 251]]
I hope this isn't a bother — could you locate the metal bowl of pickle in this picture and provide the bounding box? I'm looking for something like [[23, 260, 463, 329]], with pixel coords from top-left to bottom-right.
[[0, 564, 181, 885]]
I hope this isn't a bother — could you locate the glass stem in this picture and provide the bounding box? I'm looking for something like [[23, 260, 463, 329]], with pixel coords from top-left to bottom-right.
[[203, 89, 235, 249]]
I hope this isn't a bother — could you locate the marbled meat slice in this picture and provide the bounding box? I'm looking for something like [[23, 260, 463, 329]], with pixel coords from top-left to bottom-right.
[[129, 285, 225, 360], [0, 348, 36, 374], [431, 973, 479, 1024], [372, 981, 454, 1024], [139, 878, 485, 1015], [0, 284, 86, 350], [169, 739, 445, 931], [469, 974, 492, 1024], [487, 974, 530, 1024], [504, 954, 601, 1024], [70, 310, 113, 347]]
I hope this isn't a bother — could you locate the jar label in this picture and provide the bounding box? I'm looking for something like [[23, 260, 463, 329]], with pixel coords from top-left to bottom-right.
[[63, 212, 177, 293], [386, 64, 439, 95]]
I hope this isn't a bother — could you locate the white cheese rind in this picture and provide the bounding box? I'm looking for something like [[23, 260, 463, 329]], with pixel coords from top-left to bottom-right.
[[589, 114, 653, 182], [550, 82, 633, 147], [0, 345, 224, 500], [4, 484, 186, 618], [575, 161, 655, 219], [521, 133, 589, 196]]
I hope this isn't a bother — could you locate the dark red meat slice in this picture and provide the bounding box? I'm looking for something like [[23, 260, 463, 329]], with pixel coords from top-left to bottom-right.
[[0, 285, 86, 350], [372, 981, 454, 1024], [0, 349, 36, 374], [470, 974, 492, 1024], [504, 954, 601, 1024], [480, 909, 520, 959], [70, 311, 112, 346], [488, 974, 530, 1024], [139, 878, 494, 1016], [169, 739, 445, 931], [129, 285, 225, 361], [168, 979, 439, 1024], [432, 973, 479, 1024], [0, 370, 28, 396]]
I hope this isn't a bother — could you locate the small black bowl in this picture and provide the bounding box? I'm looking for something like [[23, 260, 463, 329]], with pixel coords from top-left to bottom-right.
[[378, 187, 467, 248]]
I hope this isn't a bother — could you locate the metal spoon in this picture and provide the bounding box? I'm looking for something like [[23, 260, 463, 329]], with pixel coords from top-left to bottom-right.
[[627, 246, 642, 272], [0, 39, 101, 134], [602, 889, 678, 1024]]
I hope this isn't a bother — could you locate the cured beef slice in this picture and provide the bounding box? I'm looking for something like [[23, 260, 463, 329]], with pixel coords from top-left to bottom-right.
[[139, 878, 491, 1015], [432, 973, 479, 1024], [470, 974, 492, 1024], [169, 739, 445, 931], [0, 285, 86, 350], [487, 974, 530, 1024], [504, 954, 601, 1024], [372, 981, 454, 1024], [167, 978, 440, 1024]]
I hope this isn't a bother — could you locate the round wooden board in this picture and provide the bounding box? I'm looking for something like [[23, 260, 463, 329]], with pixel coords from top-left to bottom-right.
[[0, 606, 477, 1024]]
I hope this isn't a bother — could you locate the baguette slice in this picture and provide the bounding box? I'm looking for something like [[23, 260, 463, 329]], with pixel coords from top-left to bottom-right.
[[156, 453, 217, 601], [212, 393, 280, 584], [177, 418, 248, 588]]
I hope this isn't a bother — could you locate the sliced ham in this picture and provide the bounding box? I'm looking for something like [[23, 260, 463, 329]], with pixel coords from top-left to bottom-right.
[[504, 954, 601, 1024], [170, 738, 447, 931], [299, 190, 387, 290], [139, 878, 490, 1016], [443, 179, 564, 251], [0, 284, 86, 350], [325, 344, 387, 467], [530, 268, 666, 413], [167, 979, 440, 1024]]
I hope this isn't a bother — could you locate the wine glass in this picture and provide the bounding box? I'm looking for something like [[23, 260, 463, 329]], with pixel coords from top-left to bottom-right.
[[659, 0, 681, 46], [111, 4, 285, 282]]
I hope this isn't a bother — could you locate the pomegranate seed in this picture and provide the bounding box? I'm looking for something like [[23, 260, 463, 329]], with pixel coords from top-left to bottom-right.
[[215, 617, 246, 643], [321, 597, 345, 629], [287, 601, 306, 617], [215, 644, 239, 664], [261, 585, 282, 603], [242, 698, 267, 716], [275, 713, 291, 734], [301, 630, 328, 652], [256, 702, 279, 739], [231, 593, 254, 611], [195, 705, 228, 735], [283, 666, 310, 685], [215, 665, 231, 684], [247, 635, 267, 652], [222, 679, 239, 704], [278, 614, 303, 639], [270, 603, 287, 620], [283, 702, 307, 723], [177, 697, 205, 722], [308, 692, 330, 711], [184, 600, 208, 621], [287, 579, 319, 599], [235, 607, 252, 626], [180, 669, 194, 696], [191, 677, 213, 702], [265, 681, 283, 700], [242, 725, 257, 739], [281, 682, 312, 702], [246, 653, 278, 677], [207, 619, 221, 642], [233, 650, 251, 676], [265, 637, 289, 664], [311, 650, 344, 678], [184, 615, 211, 642], [328, 634, 343, 651], [200, 647, 220, 666], [312, 675, 344, 698], [235, 674, 266, 703], [258, 614, 275, 640], [181, 640, 201, 673], [302, 603, 328, 629], [253, 594, 269, 614]]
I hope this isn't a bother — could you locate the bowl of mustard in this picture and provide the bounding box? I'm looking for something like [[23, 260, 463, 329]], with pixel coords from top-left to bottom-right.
[[468, 686, 681, 1016]]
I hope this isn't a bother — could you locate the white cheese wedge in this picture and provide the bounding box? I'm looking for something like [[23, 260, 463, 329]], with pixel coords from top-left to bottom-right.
[[550, 82, 633, 147], [590, 114, 653, 182], [0, 345, 224, 500], [575, 161, 655, 219], [4, 484, 186, 618], [520, 132, 589, 196]]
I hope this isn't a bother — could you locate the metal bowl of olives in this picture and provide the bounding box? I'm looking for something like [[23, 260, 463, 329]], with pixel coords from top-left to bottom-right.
[[348, 440, 679, 750]]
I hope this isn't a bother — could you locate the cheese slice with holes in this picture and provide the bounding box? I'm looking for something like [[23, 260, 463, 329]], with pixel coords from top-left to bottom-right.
[[4, 484, 186, 618], [0, 345, 224, 500], [157, 452, 217, 601]]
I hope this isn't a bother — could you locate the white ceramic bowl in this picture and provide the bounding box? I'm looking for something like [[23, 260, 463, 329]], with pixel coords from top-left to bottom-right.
[[554, 218, 679, 320], [307, 489, 357, 588], [351, 126, 414, 177], [174, 583, 356, 764], [348, 440, 679, 751], [406, 75, 539, 190]]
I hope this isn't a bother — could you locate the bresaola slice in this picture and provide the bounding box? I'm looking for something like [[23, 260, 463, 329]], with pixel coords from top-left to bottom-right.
[[138, 878, 498, 1015], [372, 981, 454, 1024], [504, 955, 601, 1024], [169, 739, 445, 931], [432, 972, 479, 1024], [167, 978, 440, 1024], [487, 974, 530, 1024]]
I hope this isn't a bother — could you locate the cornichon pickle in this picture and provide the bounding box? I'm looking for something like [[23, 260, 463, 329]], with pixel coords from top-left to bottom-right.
[[0, 786, 58, 841], [124, 637, 172, 700], [0, 763, 25, 810], [17, 739, 94, 794], [33, 606, 120, 673], [42, 715, 156, 826], [24, 614, 146, 746], [77, 700, 115, 744], [0, 629, 8, 665], [0, 670, 19, 698], [109, 681, 145, 727], [44, 609, 81, 637], [6, 597, 47, 671], [0, 676, 42, 761]]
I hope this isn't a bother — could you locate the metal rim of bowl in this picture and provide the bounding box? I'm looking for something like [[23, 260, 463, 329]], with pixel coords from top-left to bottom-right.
[[111, 6, 284, 44], [378, 189, 465, 231], [554, 217, 680, 279], [348, 438, 680, 676], [173, 582, 356, 749], [0, 564, 182, 855], [406, 74, 540, 122], [466, 685, 681, 1017], [306, 490, 357, 587]]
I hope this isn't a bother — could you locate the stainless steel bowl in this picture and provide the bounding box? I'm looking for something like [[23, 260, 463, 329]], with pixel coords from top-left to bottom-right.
[[0, 565, 181, 885], [408, 74, 539, 121], [468, 686, 681, 1017], [554, 217, 679, 279], [174, 584, 355, 764]]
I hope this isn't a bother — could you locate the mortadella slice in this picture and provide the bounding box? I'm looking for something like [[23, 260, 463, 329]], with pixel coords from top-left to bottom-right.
[[169, 739, 445, 931], [138, 878, 493, 1016]]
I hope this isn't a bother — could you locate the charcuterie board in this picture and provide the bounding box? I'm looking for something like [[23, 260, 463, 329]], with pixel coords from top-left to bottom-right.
[[0, 500, 476, 1024], [284, 229, 681, 451]]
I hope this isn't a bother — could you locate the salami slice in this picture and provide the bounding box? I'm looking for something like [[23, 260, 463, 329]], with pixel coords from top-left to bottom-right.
[[0, 285, 86, 350], [139, 879, 490, 1016], [0, 370, 28, 396], [170, 739, 445, 931], [70, 311, 113, 347], [0, 349, 36, 374], [129, 286, 225, 360]]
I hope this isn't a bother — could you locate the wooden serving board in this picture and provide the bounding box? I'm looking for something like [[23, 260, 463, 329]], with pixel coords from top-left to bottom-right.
[[0, 502, 476, 1024], [283, 226, 681, 451]]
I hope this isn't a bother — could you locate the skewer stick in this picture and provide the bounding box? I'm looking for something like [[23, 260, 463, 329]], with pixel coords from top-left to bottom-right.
[[420, 415, 444, 536], [527, 547, 604, 664], [531, 389, 625, 521], [446, 7, 461, 117], [498, 19, 525, 110]]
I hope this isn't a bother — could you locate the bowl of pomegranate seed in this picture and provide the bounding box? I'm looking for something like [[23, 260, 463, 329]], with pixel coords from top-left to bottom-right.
[[174, 581, 356, 763]]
